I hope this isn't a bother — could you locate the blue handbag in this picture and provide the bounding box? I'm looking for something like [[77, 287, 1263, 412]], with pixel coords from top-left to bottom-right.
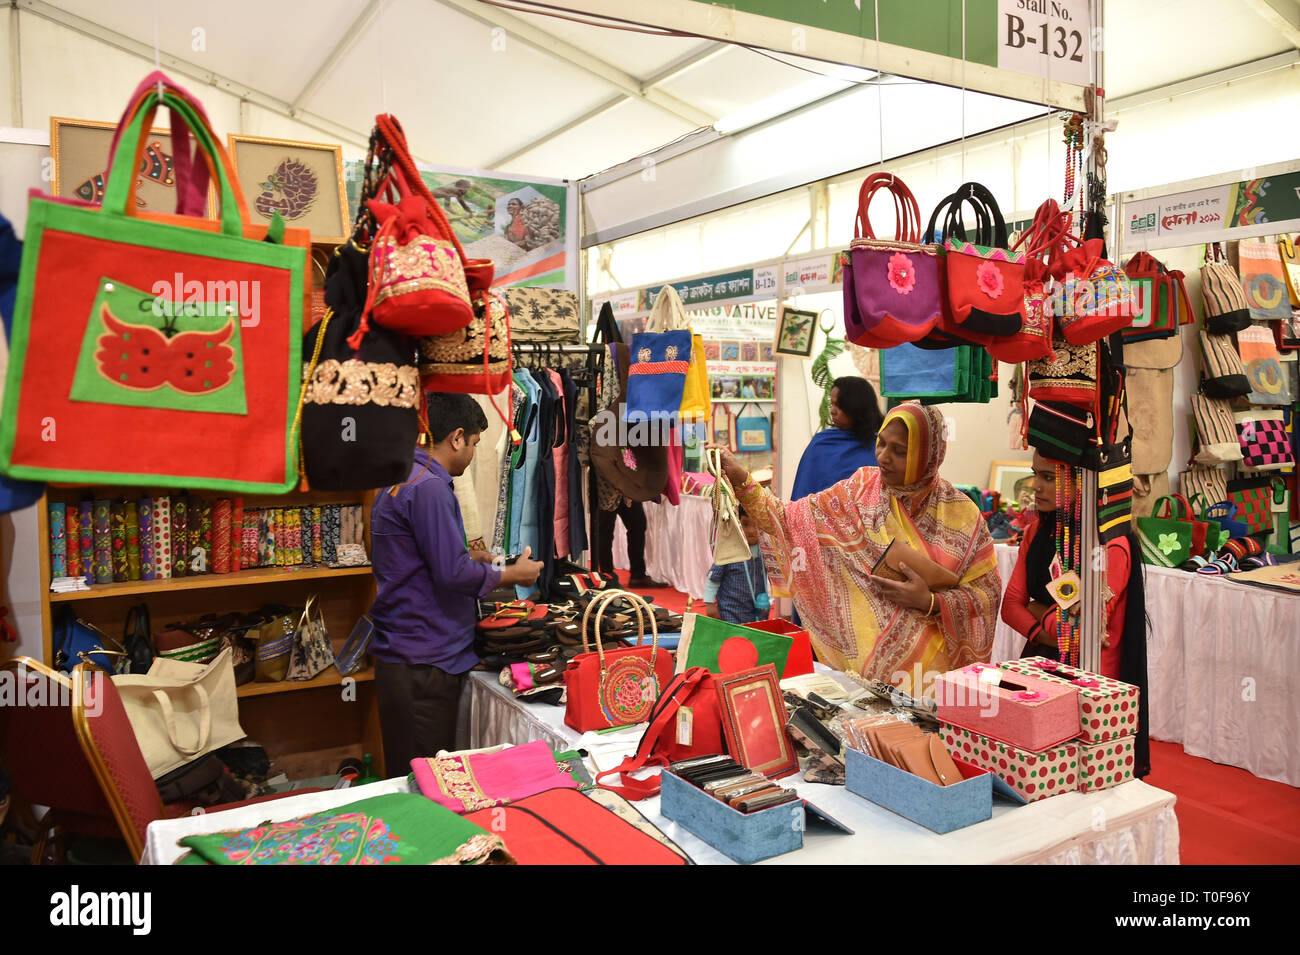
[[734, 403, 773, 452], [625, 329, 692, 425], [53, 606, 125, 673]]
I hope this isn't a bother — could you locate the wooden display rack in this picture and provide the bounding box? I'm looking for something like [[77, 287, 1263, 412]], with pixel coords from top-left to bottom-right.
[[36, 485, 385, 780]]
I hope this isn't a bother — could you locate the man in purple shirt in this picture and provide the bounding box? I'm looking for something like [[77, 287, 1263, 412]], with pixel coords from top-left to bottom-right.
[[369, 393, 542, 769]]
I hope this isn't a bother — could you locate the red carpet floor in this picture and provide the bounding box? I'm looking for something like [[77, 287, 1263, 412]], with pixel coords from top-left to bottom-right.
[[621, 573, 1300, 865]]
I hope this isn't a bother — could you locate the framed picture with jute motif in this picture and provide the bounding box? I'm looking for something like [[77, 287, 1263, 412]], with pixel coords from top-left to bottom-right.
[[50, 116, 213, 215], [227, 134, 348, 244]]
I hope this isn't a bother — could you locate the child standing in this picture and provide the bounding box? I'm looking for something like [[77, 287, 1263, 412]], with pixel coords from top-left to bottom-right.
[[703, 508, 770, 624]]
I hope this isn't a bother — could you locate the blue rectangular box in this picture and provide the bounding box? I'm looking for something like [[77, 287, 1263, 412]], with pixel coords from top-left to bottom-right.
[[659, 771, 803, 864], [844, 746, 992, 834]]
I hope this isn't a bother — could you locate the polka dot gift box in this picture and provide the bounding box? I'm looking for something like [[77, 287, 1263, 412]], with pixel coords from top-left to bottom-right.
[[1076, 735, 1137, 793], [941, 723, 1080, 803], [998, 657, 1139, 745]]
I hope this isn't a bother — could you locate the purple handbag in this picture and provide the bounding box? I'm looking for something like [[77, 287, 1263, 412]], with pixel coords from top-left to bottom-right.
[[844, 173, 942, 348]]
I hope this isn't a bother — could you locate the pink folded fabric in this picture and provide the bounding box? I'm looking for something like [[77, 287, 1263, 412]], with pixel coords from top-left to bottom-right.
[[410, 740, 579, 813]]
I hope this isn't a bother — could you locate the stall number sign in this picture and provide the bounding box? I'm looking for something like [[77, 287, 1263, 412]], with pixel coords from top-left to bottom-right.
[[997, 0, 1091, 88]]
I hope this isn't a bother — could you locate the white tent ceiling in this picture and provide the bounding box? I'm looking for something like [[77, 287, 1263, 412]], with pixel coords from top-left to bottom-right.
[[11, 0, 1298, 181]]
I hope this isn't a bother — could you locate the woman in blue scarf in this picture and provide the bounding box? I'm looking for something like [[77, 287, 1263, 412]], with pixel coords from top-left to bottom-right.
[[791, 377, 883, 500]]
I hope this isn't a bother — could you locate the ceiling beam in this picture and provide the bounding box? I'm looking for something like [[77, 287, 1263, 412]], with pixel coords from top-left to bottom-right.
[[488, 41, 724, 169], [15, 0, 373, 150], [290, 0, 385, 116], [489, 93, 624, 169], [1242, 0, 1300, 49], [432, 0, 715, 127]]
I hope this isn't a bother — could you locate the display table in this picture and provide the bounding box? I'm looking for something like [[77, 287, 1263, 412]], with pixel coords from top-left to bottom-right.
[[994, 543, 1300, 787], [456, 671, 1179, 865], [612, 493, 712, 598]]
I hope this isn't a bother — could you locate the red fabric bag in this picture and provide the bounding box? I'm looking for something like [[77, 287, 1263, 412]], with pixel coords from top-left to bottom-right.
[[563, 590, 674, 733], [464, 789, 687, 865], [0, 72, 308, 492], [595, 666, 725, 801], [940, 183, 1027, 337]]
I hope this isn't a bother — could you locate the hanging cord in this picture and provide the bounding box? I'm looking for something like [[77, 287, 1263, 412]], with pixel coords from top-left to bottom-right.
[[294, 307, 334, 491]]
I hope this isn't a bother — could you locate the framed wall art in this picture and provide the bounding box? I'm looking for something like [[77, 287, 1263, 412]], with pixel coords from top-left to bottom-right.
[[50, 116, 208, 214], [228, 134, 349, 244], [775, 306, 818, 357]]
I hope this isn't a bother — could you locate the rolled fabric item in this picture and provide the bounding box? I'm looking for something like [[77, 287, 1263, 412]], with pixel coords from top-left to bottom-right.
[[139, 498, 156, 582], [49, 502, 68, 579], [230, 498, 244, 571], [273, 507, 286, 567], [65, 503, 81, 580], [299, 506, 315, 566], [290, 508, 303, 565], [243, 508, 259, 568], [197, 498, 213, 574], [258, 508, 274, 567], [171, 495, 188, 578], [78, 500, 94, 583], [110, 499, 129, 582], [125, 500, 141, 580], [213, 499, 232, 574], [92, 499, 113, 584], [153, 495, 172, 580], [322, 505, 340, 565], [311, 506, 324, 564]]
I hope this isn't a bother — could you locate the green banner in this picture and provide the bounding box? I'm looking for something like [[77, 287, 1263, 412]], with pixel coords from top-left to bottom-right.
[[708, 0, 999, 66], [644, 269, 759, 309]]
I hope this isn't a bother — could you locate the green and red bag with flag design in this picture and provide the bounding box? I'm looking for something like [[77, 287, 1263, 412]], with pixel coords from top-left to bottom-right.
[[0, 73, 308, 492]]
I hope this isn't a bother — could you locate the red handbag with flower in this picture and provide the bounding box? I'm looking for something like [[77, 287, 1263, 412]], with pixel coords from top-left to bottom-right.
[[940, 182, 1027, 338], [843, 173, 942, 348], [564, 590, 674, 734]]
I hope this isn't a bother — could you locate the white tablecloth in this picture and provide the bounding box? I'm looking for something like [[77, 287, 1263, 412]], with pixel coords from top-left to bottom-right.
[[994, 543, 1300, 787], [613, 494, 712, 599], [459, 671, 1179, 865]]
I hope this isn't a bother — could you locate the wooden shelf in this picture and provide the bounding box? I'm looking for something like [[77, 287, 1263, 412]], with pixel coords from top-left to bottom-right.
[[237, 666, 375, 699], [49, 565, 372, 602]]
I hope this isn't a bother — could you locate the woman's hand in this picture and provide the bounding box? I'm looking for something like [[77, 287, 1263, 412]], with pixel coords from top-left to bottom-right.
[[870, 562, 935, 613], [707, 444, 750, 488]]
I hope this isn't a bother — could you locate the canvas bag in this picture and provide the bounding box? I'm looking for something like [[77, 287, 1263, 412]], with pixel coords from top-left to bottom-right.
[[1198, 331, 1251, 399], [112, 647, 246, 778], [1135, 495, 1208, 567], [1122, 251, 1193, 344], [502, 287, 582, 344], [1200, 243, 1252, 334], [1192, 394, 1244, 464], [1180, 465, 1229, 511], [1227, 475, 1274, 535], [1235, 410, 1295, 471], [1, 76, 308, 492], [1238, 238, 1292, 321], [286, 595, 335, 681], [706, 448, 752, 565], [644, 284, 709, 425], [1237, 323, 1293, 405], [844, 173, 942, 348], [1278, 235, 1300, 306], [733, 403, 773, 452], [1127, 367, 1175, 475]]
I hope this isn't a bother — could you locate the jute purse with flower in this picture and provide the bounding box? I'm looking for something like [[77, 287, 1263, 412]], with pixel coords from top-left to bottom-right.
[[843, 173, 942, 348], [940, 182, 1027, 338]]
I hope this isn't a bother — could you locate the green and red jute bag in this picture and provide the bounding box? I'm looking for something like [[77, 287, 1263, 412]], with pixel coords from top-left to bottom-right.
[[0, 73, 308, 492]]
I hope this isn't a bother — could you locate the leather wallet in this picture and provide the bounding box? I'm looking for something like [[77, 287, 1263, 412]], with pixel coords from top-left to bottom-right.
[[787, 708, 842, 758], [864, 721, 925, 766], [872, 539, 961, 590], [734, 788, 799, 813], [893, 734, 964, 787]]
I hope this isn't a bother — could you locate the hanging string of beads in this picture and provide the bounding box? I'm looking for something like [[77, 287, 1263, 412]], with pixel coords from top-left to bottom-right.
[[1063, 113, 1086, 235]]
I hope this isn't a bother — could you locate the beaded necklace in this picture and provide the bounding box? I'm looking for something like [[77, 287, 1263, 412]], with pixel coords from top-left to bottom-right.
[[1054, 461, 1083, 667], [1063, 114, 1086, 235]]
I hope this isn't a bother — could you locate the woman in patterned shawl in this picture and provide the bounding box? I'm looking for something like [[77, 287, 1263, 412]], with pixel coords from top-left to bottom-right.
[[717, 402, 1001, 696]]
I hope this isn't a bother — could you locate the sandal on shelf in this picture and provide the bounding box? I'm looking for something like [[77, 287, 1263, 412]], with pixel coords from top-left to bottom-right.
[[525, 646, 563, 665], [478, 602, 548, 630]]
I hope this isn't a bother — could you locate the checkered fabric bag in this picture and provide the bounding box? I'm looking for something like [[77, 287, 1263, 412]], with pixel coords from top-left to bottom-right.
[[1235, 411, 1295, 471]]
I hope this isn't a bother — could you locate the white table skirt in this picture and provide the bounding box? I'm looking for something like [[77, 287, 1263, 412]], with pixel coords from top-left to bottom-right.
[[458, 671, 1179, 865], [612, 494, 712, 599], [994, 543, 1300, 787]]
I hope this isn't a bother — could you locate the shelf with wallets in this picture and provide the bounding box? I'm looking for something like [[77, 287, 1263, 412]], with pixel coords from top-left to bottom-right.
[[36, 485, 386, 779]]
